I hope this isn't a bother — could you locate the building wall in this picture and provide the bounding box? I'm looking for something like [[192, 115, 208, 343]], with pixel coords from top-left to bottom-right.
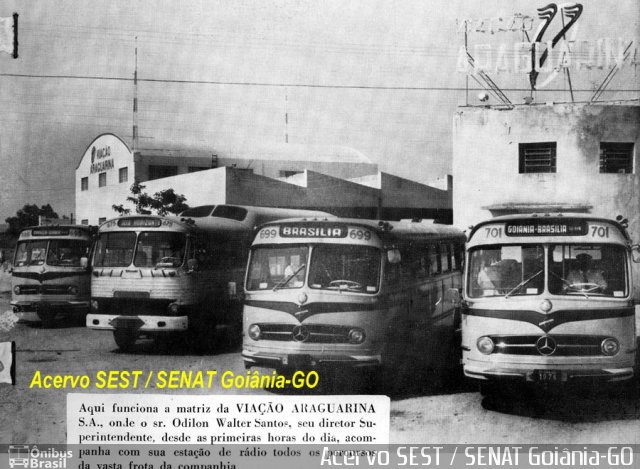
[[453, 104, 640, 235], [75, 134, 135, 225], [77, 133, 454, 224]]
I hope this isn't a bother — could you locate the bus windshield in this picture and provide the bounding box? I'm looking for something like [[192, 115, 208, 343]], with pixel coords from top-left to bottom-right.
[[134, 232, 187, 268], [468, 244, 627, 298], [14, 240, 48, 266], [308, 245, 380, 293], [46, 239, 91, 266], [247, 245, 309, 290], [94, 232, 187, 268], [94, 232, 136, 267], [246, 244, 381, 293]]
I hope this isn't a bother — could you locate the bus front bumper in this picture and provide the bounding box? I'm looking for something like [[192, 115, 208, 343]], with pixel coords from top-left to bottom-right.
[[242, 350, 381, 369], [464, 364, 634, 383], [12, 300, 90, 321], [86, 314, 189, 332]]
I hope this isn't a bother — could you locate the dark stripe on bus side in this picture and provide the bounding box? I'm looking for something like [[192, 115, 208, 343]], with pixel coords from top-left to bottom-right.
[[463, 307, 635, 333], [12, 271, 92, 282]]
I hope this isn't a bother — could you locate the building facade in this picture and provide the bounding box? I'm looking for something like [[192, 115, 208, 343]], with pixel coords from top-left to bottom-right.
[[76, 134, 452, 225], [453, 104, 639, 233]]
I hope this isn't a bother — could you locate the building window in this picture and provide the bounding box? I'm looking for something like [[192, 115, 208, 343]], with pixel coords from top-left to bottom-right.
[[188, 166, 209, 173], [81, 177, 88, 191], [148, 165, 178, 180], [98, 217, 106, 224], [98, 172, 107, 187], [519, 142, 557, 173], [119, 167, 128, 183], [81, 219, 89, 225], [600, 142, 634, 174]]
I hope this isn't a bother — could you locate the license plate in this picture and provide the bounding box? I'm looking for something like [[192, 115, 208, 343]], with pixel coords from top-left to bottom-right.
[[534, 370, 561, 382]]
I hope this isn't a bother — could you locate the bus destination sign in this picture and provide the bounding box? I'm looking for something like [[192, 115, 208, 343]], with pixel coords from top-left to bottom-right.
[[505, 219, 588, 237], [279, 224, 348, 238], [118, 217, 163, 228], [31, 228, 71, 237]]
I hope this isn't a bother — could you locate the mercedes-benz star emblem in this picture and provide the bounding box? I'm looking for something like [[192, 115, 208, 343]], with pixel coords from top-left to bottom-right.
[[536, 335, 557, 356], [292, 325, 310, 342]]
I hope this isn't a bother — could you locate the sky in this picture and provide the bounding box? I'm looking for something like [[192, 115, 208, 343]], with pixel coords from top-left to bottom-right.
[[0, 0, 638, 222]]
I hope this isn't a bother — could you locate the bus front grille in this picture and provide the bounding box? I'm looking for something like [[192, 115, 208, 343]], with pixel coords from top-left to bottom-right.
[[15, 285, 72, 295], [489, 335, 611, 356], [254, 323, 353, 344]]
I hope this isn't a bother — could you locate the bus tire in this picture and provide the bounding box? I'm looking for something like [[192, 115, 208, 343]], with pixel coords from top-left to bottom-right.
[[113, 329, 137, 352]]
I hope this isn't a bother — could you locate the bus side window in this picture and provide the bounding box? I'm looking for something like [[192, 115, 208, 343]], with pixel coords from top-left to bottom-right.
[[450, 243, 463, 271], [428, 245, 441, 275], [440, 243, 450, 273]]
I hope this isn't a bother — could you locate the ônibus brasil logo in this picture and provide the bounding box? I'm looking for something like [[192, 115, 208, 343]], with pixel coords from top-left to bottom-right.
[[8, 445, 72, 469]]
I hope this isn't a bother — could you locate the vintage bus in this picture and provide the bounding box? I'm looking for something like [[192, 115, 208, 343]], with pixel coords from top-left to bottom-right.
[[461, 214, 637, 394], [242, 218, 466, 380], [87, 205, 330, 351], [11, 225, 94, 327]]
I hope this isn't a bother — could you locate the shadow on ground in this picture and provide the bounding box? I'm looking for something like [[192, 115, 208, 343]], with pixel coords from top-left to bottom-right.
[[480, 380, 640, 422]]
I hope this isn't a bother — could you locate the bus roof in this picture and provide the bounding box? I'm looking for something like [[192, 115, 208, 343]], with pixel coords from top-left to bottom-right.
[[468, 213, 631, 243], [178, 204, 334, 232], [257, 217, 465, 243]]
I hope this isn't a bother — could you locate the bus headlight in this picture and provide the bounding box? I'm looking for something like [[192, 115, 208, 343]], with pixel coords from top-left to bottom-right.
[[601, 338, 619, 356], [68, 286, 79, 295], [248, 324, 261, 340], [348, 328, 365, 344], [167, 303, 180, 315], [477, 336, 495, 355], [13, 286, 21, 295], [91, 300, 99, 312]]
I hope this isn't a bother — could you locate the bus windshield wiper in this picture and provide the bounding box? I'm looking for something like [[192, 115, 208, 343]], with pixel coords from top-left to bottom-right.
[[273, 264, 306, 291], [505, 270, 543, 298]]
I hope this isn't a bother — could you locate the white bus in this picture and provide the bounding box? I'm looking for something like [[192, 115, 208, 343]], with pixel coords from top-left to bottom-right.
[[11, 225, 94, 327], [87, 205, 330, 351], [462, 214, 637, 395], [242, 218, 466, 382]]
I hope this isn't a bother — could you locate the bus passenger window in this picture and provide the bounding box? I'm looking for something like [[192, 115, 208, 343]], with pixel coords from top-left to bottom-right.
[[428, 245, 440, 275], [441, 244, 450, 273]]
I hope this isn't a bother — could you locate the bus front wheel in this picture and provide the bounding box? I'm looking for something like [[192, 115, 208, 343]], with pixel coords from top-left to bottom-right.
[[113, 329, 137, 352]]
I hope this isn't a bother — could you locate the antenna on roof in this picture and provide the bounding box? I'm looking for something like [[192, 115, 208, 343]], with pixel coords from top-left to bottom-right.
[[132, 36, 139, 151]]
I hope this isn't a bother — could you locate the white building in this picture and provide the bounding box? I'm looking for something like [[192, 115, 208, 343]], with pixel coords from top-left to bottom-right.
[[453, 103, 639, 232], [76, 133, 452, 225]]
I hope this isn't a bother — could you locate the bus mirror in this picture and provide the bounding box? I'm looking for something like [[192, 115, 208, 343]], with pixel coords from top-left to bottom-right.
[[80, 257, 89, 269], [632, 245, 640, 263], [187, 258, 199, 272], [387, 249, 401, 264], [446, 288, 461, 305]]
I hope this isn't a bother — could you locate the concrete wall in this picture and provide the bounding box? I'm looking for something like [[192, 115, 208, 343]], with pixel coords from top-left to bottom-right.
[[453, 104, 640, 235]]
